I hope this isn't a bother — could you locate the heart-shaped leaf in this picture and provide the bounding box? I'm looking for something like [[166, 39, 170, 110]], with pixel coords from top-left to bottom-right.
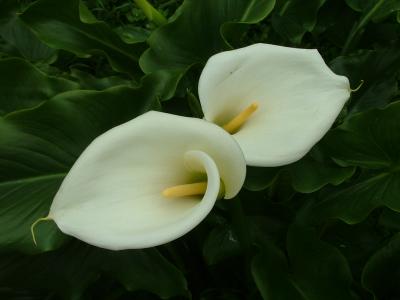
[[289, 153, 355, 193], [252, 225, 356, 300], [313, 101, 400, 223]]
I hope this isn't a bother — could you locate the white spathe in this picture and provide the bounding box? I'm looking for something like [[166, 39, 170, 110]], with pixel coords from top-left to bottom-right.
[[199, 43, 351, 167], [49, 111, 246, 250]]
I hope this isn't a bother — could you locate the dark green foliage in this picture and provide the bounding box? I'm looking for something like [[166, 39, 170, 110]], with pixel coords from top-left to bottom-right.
[[0, 0, 399, 299], [252, 225, 357, 300]]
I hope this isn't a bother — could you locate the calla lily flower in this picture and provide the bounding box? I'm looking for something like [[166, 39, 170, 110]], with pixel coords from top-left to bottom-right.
[[37, 112, 246, 250], [199, 43, 351, 167]]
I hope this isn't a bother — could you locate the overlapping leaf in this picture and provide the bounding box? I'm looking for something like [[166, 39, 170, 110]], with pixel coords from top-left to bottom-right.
[[252, 225, 356, 300], [140, 0, 276, 74], [271, 0, 326, 44], [331, 48, 400, 114], [341, 0, 400, 54], [0, 58, 79, 115], [20, 0, 144, 77], [244, 149, 354, 193], [0, 241, 187, 299], [362, 233, 400, 299], [313, 101, 400, 223], [345, 0, 400, 21], [0, 0, 55, 62]]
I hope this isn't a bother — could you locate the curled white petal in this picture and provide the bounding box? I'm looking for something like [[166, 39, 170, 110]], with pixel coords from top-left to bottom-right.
[[49, 112, 246, 250], [199, 43, 351, 167]]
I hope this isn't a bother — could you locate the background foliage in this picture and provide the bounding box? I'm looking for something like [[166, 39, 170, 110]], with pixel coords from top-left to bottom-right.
[[0, 0, 399, 299]]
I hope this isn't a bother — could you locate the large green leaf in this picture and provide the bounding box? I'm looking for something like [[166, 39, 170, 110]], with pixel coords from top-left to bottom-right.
[[289, 159, 354, 193], [321, 217, 387, 280], [0, 0, 55, 62], [0, 241, 187, 300], [244, 149, 354, 193], [20, 0, 144, 77], [69, 68, 133, 90], [0, 58, 79, 115], [313, 101, 400, 223], [271, 0, 326, 44], [362, 233, 400, 299], [0, 78, 164, 253], [345, 0, 400, 22], [341, 0, 400, 54], [252, 225, 356, 300], [140, 0, 276, 73], [330, 48, 400, 114], [288, 151, 355, 193]]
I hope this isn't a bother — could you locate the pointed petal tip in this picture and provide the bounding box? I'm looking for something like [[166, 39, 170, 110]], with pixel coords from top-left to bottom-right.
[[30, 216, 52, 246]]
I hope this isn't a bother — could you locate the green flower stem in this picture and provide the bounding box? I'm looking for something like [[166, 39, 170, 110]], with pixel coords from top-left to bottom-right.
[[133, 0, 167, 26], [341, 0, 385, 55]]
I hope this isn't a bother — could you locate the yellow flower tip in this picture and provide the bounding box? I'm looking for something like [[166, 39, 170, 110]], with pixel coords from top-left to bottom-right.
[[222, 101, 259, 134], [30, 216, 51, 246], [162, 182, 208, 198], [350, 80, 364, 93]]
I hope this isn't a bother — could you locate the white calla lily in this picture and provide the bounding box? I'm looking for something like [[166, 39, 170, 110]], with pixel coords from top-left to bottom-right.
[[38, 112, 246, 250], [199, 43, 351, 167]]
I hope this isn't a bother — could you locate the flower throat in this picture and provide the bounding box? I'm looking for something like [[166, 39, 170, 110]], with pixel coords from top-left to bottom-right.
[[162, 103, 258, 199]]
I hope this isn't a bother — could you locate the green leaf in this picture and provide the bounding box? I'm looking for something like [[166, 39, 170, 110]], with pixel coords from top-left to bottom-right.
[[252, 225, 356, 300], [271, 0, 326, 44], [0, 58, 79, 115], [20, 0, 144, 76], [202, 225, 241, 265], [341, 0, 400, 54], [289, 156, 355, 193], [331, 49, 400, 114], [325, 101, 400, 169], [314, 101, 400, 223], [133, 0, 167, 26], [320, 218, 387, 278], [140, 0, 276, 73], [0, 241, 187, 299], [114, 25, 150, 44], [70, 68, 133, 90], [252, 237, 302, 299], [0, 19, 56, 62], [244, 166, 280, 191], [0, 0, 55, 62], [378, 208, 400, 231], [345, 0, 400, 22], [0, 80, 163, 253], [362, 233, 400, 299], [244, 150, 355, 193]]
